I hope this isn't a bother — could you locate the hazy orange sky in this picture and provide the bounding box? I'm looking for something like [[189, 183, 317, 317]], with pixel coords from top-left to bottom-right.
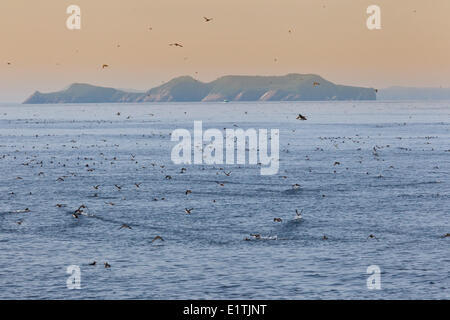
[[1, 0, 449, 102]]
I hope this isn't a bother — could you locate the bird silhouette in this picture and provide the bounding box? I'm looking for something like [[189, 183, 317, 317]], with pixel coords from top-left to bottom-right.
[[169, 43, 183, 47], [74, 205, 86, 214], [102, 64, 109, 69], [119, 224, 132, 230], [203, 17, 213, 22], [185, 208, 193, 214], [367, 234, 379, 241], [152, 235, 164, 243], [296, 114, 307, 120]]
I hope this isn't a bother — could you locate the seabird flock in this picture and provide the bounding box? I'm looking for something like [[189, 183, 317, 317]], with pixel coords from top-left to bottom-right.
[[5, 108, 448, 263], [3, 9, 448, 277]]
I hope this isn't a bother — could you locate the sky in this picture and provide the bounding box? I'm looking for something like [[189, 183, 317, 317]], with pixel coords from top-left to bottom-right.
[[0, 0, 449, 102]]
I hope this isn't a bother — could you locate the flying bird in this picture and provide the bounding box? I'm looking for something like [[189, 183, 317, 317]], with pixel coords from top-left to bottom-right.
[[119, 224, 132, 230], [102, 64, 109, 69], [169, 43, 183, 47], [273, 218, 282, 222], [296, 114, 307, 120], [152, 235, 164, 243], [313, 82, 320, 86], [203, 17, 213, 22], [185, 208, 193, 214], [104, 262, 111, 268], [74, 205, 86, 214]]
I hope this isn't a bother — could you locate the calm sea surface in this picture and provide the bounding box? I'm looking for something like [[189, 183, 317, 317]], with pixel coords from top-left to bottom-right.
[[0, 101, 449, 299]]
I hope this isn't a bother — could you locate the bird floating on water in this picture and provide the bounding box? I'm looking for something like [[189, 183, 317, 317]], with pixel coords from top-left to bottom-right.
[[15, 208, 30, 213], [367, 234, 379, 241]]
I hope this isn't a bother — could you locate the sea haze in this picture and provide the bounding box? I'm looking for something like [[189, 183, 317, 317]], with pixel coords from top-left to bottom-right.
[[0, 100, 449, 299]]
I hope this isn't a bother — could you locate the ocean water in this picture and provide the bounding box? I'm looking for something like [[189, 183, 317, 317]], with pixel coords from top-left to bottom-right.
[[0, 100, 449, 299]]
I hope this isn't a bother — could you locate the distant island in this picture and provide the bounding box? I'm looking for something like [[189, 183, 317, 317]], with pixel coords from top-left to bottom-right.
[[23, 74, 376, 104], [377, 86, 450, 100]]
